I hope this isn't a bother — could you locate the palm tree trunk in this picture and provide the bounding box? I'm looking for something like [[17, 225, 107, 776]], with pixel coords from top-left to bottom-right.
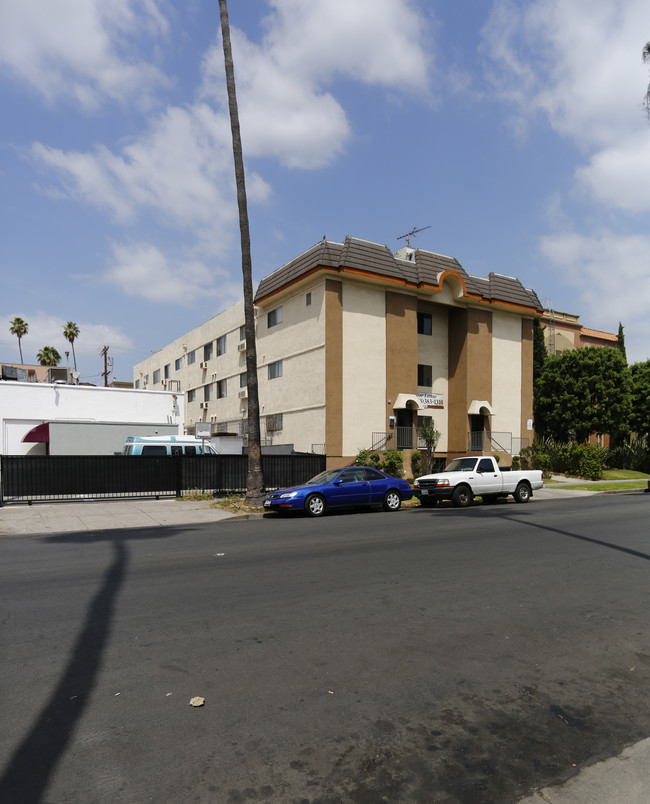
[[218, 0, 264, 504], [71, 342, 77, 371], [18, 338, 23, 364]]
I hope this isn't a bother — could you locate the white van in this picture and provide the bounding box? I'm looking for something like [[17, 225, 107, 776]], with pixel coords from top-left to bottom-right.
[[123, 435, 219, 456]]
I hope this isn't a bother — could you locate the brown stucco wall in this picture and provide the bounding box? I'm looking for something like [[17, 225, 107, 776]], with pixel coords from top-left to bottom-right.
[[324, 279, 343, 460], [520, 318, 534, 445], [447, 308, 493, 456]]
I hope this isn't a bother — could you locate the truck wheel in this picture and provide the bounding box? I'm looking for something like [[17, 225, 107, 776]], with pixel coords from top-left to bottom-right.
[[513, 482, 531, 504], [452, 485, 473, 508]]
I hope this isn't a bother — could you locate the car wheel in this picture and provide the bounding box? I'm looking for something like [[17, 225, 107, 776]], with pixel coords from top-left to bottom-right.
[[513, 482, 531, 504], [382, 490, 401, 511], [420, 497, 438, 508], [452, 485, 473, 508], [305, 493, 326, 517]]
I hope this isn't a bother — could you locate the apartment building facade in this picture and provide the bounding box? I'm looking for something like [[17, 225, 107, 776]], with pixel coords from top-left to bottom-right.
[[134, 236, 542, 465]]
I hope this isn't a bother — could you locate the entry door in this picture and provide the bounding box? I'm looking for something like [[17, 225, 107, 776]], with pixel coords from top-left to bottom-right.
[[396, 408, 413, 448]]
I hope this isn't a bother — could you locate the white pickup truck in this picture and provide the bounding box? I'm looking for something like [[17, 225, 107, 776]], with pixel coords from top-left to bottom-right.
[[413, 455, 543, 508]]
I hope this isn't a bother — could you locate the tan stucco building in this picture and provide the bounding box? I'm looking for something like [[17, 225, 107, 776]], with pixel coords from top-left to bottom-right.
[[133, 236, 543, 467]]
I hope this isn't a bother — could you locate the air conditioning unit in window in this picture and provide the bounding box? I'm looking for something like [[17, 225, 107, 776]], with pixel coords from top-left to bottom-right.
[[238, 341, 246, 351], [200, 361, 208, 369], [238, 389, 247, 399], [199, 402, 209, 409]]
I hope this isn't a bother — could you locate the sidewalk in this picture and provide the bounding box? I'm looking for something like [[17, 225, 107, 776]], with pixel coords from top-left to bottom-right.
[[0, 497, 238, 536]]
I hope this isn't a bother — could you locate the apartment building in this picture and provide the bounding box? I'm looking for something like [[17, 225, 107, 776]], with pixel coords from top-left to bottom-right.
[[134, 236, 543, 465]]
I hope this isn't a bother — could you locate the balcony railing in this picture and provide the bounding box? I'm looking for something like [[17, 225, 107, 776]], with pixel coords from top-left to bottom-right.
[[468, 431, 529, 454]]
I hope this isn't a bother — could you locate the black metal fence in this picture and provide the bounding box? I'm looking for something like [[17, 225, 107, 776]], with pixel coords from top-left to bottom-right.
[[0, 453, 326, 505]]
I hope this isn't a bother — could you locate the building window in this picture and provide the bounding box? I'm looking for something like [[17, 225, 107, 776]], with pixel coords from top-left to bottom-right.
[[203, 384, 212, 402], [203, 342, 213, 361], [216, 421, 229, 433], [266, 413, 283, 432], [153, 369, 161, 384], [216, 335, 226, 356], [188, 389, 195, 403], [268, 360, 283, 379], [187, 350, 196, 365], [418, 363, 432, 387], [143, 374, 149, 385], [417, 312, 432, 335], [175, 357, 183, 371], [240, 372, 247, 388], [217, 379, 227, 398], [135, 379, 140, 389], [267, 306, 283, 328], [306, 292, 312, 306], [239, 325, 245, 341], [164, 364, 170, 379]]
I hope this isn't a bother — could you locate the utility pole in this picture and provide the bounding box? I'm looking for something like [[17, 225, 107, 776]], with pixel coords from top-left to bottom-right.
[[100, 345, 110, 387]]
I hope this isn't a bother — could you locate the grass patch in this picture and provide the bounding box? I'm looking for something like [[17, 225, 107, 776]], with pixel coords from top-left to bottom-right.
[[212, 495, 264, 514], [552, 481, 648, 492], [601, 469, 650, 480], [177, 489, 215, 501]]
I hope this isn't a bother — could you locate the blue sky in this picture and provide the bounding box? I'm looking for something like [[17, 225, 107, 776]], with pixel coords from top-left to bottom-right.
[[1, 0, 650, 383]]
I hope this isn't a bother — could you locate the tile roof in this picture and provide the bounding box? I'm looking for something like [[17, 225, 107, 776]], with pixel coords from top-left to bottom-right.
[[255, 235, 542, 312]]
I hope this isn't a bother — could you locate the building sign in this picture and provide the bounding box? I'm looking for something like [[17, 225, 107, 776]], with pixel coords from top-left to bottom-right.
[[418, 392, 444, 409]]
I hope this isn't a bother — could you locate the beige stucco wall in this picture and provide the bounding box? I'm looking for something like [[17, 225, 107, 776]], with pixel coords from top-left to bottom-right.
[[491, 311, 522, 442], [417, 303, 449, 453], [341, 282, 386, 456]]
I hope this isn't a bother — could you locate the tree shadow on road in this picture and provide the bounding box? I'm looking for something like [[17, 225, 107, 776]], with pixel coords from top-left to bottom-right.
[[0, 527, 179, 804]]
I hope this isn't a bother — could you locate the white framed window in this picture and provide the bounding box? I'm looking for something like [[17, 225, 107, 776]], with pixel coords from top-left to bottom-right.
[[188, 389, 195, 403], [216, 335, 226, 356], [187, 350, 196, 365], [153, 369, 161, 384], [217, 379, 227, 398], [268, 360, 283, 379], [267, 306, 283, 328], [203, 384, 212, 402], [164, 364, 170, 379], [175, 357, 183, 370]]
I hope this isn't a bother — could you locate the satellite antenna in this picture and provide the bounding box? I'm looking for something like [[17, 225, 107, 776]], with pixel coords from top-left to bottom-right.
[[396, 225, 431, 248]]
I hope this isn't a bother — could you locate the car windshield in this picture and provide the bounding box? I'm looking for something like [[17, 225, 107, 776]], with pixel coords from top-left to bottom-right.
[[444, 458, 477, 472], [305, 469, 341, 485]]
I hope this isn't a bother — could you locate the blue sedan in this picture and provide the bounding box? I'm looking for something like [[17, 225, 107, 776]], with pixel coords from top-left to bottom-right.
[[263, 466, 413, 517]]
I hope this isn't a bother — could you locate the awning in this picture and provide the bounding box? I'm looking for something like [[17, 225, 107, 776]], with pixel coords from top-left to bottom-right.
[[393, 393, 421, 410], [22, 422, 50, 443], [467, 400, 494, 416]]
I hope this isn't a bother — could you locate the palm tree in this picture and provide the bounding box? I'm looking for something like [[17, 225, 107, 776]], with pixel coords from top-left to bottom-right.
[[641, 42, 650, 117], [9, 317, 28, 363], [219, 0, 264, 505], [37, 346, 62, 366], [63, 322, 80, 370]]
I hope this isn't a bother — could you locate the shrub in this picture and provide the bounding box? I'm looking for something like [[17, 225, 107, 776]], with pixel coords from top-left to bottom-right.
[[521, 438, 606, 480], [511, 455, 520, 471], [410, 450, 422, 478], [382, 449, 404, 478], [354, 448, 381, 468]]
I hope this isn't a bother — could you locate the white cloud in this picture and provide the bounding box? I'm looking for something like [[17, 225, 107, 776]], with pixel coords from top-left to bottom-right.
[[539, 230, 650, 363], [576, 134, 650, 213], [0, 0, 169, 109], [104, 242, 241, 305], [1, 311, 134, 364], [28, 0, 432, 251]]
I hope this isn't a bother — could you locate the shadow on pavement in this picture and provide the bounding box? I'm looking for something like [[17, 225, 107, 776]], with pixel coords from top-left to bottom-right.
[[0, 527, 178, 804]]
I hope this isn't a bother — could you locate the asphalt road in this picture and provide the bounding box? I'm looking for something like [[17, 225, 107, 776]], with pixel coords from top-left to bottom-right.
[[1, 494, 649, 803]]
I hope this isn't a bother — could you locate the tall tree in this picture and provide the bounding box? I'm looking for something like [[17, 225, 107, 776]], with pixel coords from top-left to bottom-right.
[[617, 322, 627, 362], [418, 418, 441, 475], [629, 360, 650, 440], [534, 346, 631, 443], [218, 0, 263, 505], [63, 322, 80, 370], [9, 317, 28, 363], [37, 346, 62, 367], [641, 42, 650, 117]]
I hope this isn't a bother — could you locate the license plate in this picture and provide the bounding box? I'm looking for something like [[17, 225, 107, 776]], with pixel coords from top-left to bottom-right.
[[421, 489, 429, 495]]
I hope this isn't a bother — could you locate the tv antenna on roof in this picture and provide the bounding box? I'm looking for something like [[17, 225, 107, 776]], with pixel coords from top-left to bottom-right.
[[396, 225, 431, 248]]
